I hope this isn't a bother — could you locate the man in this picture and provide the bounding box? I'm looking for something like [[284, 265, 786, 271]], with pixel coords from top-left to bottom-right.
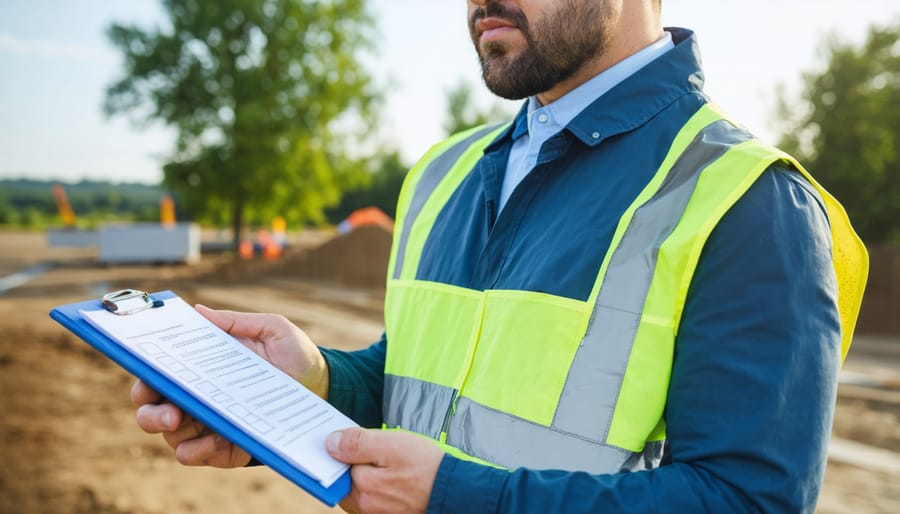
[[134, 0, 868, 512]]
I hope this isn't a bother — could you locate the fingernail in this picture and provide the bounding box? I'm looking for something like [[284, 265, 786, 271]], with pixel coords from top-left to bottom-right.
[[162, 411, 173, 430], [326, 431, 341, 453]]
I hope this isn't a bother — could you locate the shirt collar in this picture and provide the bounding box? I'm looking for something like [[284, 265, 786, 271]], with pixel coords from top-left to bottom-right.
[[522, 31, 673, 139], [497, 28, 704, 148]]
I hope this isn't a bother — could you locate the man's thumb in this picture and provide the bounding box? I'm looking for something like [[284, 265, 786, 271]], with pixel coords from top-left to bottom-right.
[[195, 304, 232, 331], [326, 428, 376, 464]]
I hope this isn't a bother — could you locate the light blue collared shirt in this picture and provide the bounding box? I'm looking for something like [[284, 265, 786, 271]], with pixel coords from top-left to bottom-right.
[[500, 32, 675, 211]]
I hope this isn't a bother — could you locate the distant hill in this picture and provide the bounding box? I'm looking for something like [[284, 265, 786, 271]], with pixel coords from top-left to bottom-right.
[[0, 178, 173, 227]]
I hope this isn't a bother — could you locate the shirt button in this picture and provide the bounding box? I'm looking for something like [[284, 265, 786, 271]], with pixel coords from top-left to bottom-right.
[[592, 132, 601, 139], [538, 114, 549, 123]]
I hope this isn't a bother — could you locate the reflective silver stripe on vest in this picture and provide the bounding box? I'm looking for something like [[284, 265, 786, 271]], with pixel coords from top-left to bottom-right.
[[392, 125, 500, 280], [553, 119, 753, 439], [383, 374, 455, 439], [447, 397, 665, 473], [435, 120, 753, 472]]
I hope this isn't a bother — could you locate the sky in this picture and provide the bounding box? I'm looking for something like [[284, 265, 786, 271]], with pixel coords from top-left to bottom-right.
[[1, 0, 898, 184]]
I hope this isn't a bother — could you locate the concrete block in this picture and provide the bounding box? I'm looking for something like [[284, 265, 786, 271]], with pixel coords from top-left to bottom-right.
[[98, 223, 200, 264], [46, 229, 98, 248]]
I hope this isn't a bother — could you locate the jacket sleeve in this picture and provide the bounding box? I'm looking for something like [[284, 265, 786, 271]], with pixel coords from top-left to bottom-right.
[[320, 334, 387, 429], [427, 166, 843, 514]]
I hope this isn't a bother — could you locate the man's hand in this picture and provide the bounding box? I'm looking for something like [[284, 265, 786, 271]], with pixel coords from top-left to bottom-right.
[[326, 428, 444, 514], [132, 379, 252, 467], [132, 304, 328, 467], [198, 305, 329, 398]]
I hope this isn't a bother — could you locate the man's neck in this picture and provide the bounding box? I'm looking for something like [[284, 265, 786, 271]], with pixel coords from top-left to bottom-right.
[[536, 5, 664, 106], [525, 31, 673, 128]]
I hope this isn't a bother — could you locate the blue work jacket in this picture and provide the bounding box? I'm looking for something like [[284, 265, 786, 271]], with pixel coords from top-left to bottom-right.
[[322, 27, 840, 513]]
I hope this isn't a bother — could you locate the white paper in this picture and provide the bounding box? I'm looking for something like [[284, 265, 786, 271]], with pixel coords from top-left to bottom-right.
[[81, 296, 356, 487]]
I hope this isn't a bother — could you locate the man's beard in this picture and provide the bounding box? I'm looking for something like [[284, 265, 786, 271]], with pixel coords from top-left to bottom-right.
[[470, 0, 610, 100]]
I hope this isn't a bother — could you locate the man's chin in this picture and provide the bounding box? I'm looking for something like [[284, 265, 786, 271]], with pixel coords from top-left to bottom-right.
[[482, 75, 531, 101]]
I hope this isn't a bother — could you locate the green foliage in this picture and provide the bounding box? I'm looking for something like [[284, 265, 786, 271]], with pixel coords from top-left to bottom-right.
[[325, 150, 408, 222], [325, 81, 515, 223], [105, 0, 381, 245], [0, 198, 17, 225], [0, 179, 166, 229], [776, 22, 900, 242], [443, 80, 514, 136]]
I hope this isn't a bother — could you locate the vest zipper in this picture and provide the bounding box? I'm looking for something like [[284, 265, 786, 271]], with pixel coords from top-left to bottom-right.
[[443, 291, 488, 440], [440, 389, 459, 438]]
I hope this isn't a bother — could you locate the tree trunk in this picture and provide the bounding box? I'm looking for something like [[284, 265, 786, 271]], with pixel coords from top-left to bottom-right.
[[230, 193, 245, 252]]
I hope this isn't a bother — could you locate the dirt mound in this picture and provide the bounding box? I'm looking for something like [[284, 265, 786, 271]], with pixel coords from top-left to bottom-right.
[[2, 231, 898, 514], [267, 225, 393, 289], [856, 244, 900, 335]]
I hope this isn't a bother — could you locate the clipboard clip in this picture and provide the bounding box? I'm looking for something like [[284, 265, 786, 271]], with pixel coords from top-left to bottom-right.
[[102, 289, 164, 315]]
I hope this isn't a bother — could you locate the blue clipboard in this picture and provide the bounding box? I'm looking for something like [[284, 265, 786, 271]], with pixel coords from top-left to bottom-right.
[[49, 290, 351, 507]]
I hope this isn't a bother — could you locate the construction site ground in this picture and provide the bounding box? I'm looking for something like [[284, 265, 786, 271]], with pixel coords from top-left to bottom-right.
[[0, 230, 897, 514]]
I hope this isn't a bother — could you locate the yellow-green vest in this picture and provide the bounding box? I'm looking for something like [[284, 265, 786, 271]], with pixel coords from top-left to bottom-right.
[[382, 103, 868, 472]]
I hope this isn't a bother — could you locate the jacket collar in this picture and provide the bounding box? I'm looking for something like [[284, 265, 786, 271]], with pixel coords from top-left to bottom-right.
[[490, 27, 704, 150]]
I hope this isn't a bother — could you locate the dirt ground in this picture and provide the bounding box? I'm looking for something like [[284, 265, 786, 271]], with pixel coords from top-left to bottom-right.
[[0, 230, 898, 514]]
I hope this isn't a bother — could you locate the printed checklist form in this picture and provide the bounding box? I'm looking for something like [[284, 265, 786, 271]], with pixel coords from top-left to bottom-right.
[[80, 296, 357, 488]]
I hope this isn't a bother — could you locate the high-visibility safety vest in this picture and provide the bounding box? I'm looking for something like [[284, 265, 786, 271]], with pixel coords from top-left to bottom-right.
[[382, 103, 868, 473]]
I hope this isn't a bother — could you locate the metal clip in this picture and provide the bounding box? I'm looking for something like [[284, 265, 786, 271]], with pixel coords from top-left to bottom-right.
[[101, 289, 163, 315]]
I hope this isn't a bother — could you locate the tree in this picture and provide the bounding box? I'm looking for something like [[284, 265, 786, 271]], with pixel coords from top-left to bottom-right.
[[325, 150, 408, 222], [775, 22, 900, 243], [443, 80, 514, 136], [324, 81, 516, 225], [105, 0, 380, 246]]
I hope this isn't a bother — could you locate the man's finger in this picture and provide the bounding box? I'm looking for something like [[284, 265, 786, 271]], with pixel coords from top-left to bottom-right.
[[195, 304, 290, 341], [130, 379, 162, 405], [135, 403, 182, 433], [174, 433, 249, 468], [173, 433, 222, 466], [162, 415, 207, 449], [325, 428, 386, 466]]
